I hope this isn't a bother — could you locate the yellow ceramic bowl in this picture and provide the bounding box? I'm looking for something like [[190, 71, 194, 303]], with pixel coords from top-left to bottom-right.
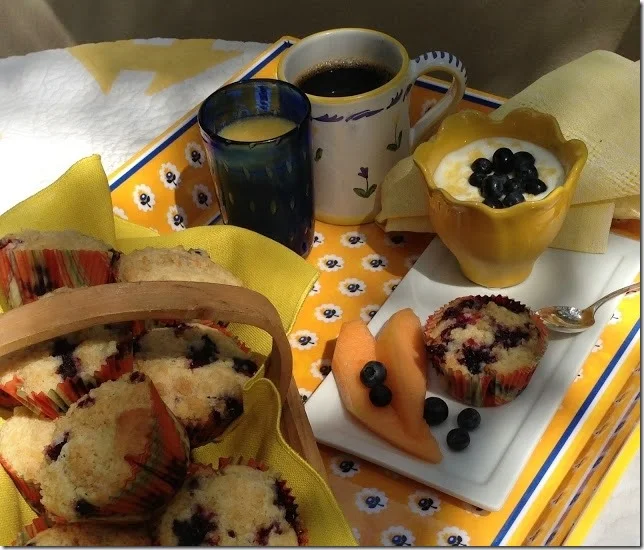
[[413, 108, 588, 288]]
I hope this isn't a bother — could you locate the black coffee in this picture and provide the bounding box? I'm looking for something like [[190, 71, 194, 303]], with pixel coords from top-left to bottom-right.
[[296, 61, 394, 97]]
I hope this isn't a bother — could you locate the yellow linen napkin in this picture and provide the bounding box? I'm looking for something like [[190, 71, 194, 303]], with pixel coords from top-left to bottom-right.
[[0, 156, 358, 546], [377, 51, 640, 253]]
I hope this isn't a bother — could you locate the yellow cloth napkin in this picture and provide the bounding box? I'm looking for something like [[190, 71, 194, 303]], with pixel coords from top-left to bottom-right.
[[377, 50, 640, 253], [0, 156, 355, 545]]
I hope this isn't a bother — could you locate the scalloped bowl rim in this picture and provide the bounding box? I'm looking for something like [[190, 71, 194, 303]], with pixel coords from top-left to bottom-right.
[[413, 108, 588, 217]]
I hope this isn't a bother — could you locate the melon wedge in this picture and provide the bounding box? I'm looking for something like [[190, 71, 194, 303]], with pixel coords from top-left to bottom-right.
[[333, 319, 442, 463]]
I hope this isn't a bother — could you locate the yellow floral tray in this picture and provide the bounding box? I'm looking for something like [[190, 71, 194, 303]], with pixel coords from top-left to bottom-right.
[[108, 38, 640, 546]]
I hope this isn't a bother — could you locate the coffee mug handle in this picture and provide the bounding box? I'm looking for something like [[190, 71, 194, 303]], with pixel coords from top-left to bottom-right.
[[408, 52, 467, 149]]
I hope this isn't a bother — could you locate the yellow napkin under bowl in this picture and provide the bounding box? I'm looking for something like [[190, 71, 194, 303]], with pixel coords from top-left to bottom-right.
[[0, 155, 355, 545], [377, 50, 640, 253]]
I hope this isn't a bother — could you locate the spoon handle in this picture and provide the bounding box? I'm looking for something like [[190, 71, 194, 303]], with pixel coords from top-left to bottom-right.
[[589, 282, 640, 313]]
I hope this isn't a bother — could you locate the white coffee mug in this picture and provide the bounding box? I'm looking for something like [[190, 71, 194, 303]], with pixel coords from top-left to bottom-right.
[[278, 28, 467, 225]]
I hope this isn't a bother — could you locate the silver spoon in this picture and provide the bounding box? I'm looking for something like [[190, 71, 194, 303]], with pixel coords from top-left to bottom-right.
[[536, 282, 640, 333]]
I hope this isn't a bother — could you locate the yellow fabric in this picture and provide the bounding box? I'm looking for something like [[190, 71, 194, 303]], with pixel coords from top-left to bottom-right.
[[0, 155, 357, 546], [377, 50, 640, 253]]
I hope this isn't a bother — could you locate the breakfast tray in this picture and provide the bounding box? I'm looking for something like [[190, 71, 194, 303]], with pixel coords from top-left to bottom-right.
[[108, 38, 640, 546]]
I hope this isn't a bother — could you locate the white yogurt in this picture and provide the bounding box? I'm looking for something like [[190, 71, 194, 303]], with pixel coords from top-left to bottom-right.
[[433, 137, 565, 203]]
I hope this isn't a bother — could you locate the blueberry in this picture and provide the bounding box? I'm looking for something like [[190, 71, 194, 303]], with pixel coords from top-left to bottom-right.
[[424, 396, 449, 426], [360, 361, 387, 388], [468, 172, 486, 188], [513, 151, 535, 171], [369, 384, 392, 407], [446, 428, 470, 451], [502, 191, 526, 207], [524, 178, 548, 195], [492, 147, 514, 173], [482, 174, 506, 199], [483, 197, 505, 209], [503, 178, 524, 195], [517, 165, 538, 180], [457, 408, 481, 431], [470, 158, 493, 174]]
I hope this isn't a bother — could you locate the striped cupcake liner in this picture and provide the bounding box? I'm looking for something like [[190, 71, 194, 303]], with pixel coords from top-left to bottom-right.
[[11, 516, 53, 546], [6, 343, 134, 420], [184, 399, 244, 448], [45, 374, 190, 523], [0, 247, 116, 309], [0, 454, 44, 514], [425, 295, 548, 407]]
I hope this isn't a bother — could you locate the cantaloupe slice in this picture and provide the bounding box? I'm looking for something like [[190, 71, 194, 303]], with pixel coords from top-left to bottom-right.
[[333, 319, 442, 463]]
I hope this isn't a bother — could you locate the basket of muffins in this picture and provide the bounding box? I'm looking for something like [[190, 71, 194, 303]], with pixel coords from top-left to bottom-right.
[[331, 295, 547, 457], [0, 228, 354, 546]]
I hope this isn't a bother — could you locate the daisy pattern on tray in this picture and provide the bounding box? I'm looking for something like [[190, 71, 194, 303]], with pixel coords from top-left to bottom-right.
[[185, 141, 205, 167], [159, 162, 181, 189], [167, 205, 187, 231], [383, 278, 401, 296], [192, 183, 212, 210], [329, 455, 360, 478], [381, 526, 415, 547], [310, 359, 332, 380], [362, 254, 388, 272], [289, 330, 318, 350], [308, 281, 321, 296], [313, 231, 325, 247], [339, 278, 367, 297], [318, 254, 344, 272], [408, 490, 441, 516], [113, 206, 128, 220], [360, 304, 380, 323], [340, 231, 367, 248], [133, 184, 155, 211], [436, 526, 470, 546], [314, 304, 343, 323], [355, 488, 388, 514]]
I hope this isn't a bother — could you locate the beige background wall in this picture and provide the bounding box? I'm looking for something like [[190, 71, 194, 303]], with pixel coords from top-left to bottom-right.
[[0, 0, 640, 96]]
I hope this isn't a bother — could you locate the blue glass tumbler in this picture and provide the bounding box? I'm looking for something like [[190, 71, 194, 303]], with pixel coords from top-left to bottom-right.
[[198, 79, 314, 257]]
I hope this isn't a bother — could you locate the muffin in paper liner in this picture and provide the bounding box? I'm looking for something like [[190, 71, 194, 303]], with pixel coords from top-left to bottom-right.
[[424, 295, 548, 407], [0, 327, 134, 420], [0, 387, 18, 408], [12, 516, 152, 546], [37, 372, 190, 523], [133, 322, 258, 447], [0, 456, 45, 515], [157, 456, 307, 546], [0, 232, 117, 310]]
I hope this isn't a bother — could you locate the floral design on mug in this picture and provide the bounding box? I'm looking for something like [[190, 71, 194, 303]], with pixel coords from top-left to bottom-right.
[[159, 162, 181, 190], [360, 304, 380, 323], [386, 89, 403, 109], [314, 304, 343, 323], [133, 184, 155, 212], [112, 206, 128, 220], [387, 123, 403, 152], [310, 359, 332, 380], [167, 205, 187, 231], [381, 526, 415, 547], [192, 184, 212, 210], [289, 330, 318, 350], [355, 488, 388, 514], [185, 142, 205, 167], [354, 167, 377, 198], [339, 278, 366, 297], [330, 455, 360, 478]]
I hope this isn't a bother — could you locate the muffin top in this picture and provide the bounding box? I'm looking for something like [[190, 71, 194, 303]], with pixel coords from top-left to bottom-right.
[[157, 464, 303, 546], [22, 523, 151, 546], [0, 230, 111, 251], [0, 407, 54, 483], [0, 326, 129, 396], [133, 324, 257, 433], [424, 295, 545, 376], [115, 246, 242, 287], [36, 374, 162, 520]]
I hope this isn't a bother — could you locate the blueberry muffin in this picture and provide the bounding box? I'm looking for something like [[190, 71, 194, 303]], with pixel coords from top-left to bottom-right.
[[424, 295, 547, 406], [0, 325, 133, 419], [0, 407, 55, 512], [36, 372, 190, 522], [115, 246, 242, 287], [156, 459, 306, 546], [0, 230, 116, 309], [13, 521, 152, 546], [133, 323, 258, 446]]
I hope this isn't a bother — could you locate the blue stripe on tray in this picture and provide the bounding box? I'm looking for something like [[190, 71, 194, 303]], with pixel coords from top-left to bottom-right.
[[109, 39, 501, 191], [491, 319, 641, 546]]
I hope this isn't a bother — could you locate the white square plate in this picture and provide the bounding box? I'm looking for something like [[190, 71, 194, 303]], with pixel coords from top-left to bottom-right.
[[305, 234, 640, 510]]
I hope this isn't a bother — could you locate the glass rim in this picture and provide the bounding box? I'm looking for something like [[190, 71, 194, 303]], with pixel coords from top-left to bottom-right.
[[197, 78, 312, 146]]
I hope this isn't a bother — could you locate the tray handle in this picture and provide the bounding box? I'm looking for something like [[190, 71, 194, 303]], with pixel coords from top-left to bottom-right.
[[0, 282, 293, 402]]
